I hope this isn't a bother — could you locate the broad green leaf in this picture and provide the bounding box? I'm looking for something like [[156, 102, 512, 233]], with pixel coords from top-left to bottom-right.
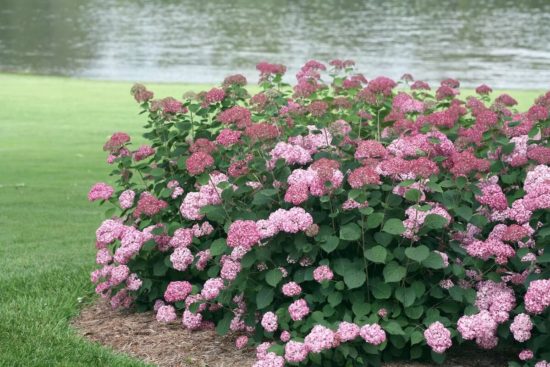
[[365, 245, 387, 264], [210, 238, 227, 256], [366, 212, 384, 229], [422, 252, 445, 269], [423, 214, 448, 229], [371, 281, 392, 299], [265, 269, 283, 287], [320, 236, 340, 253], [383, 321, 405, 335], [344, 267, 367, 289], [405, 245, 430, 263], [383, 261, 407, 283], [352, 302, 371, 316], [382, 218, 405, 235], [256, 287, 274, 309], [340, 223, 362, 241]]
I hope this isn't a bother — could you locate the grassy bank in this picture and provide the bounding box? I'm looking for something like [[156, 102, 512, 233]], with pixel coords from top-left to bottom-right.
[[0, 73, 544, 366]]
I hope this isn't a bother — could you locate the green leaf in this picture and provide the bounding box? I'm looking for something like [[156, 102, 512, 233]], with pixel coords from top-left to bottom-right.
[[256, 288, 274, 309], [410, 330, 424, 345], [153, 260, 168, 276], [422, 252, 445, 269], [405, 306, 424, 320], [265, 269, 283, 287], [210, 238, 227, 256], [352, 302, 371, 316], [384, 321, 405, 335], [405, 245, 430, 263], [537, 252, 550, 263], [383, 261, 407, 283], [371, 281, 392, 299], [365, 245, 387, 264], [382, 218, 405, 235], [340, 223, 362, 241], [344, 267, 366, 289], [455, 206, 473, 221], [395, 287, 416, 307], [328, 292, 343, 307], [215, 312, 232, 335], [366, 212, 384, 229], [320, 236, 340, 253], [423, 214, 448, 229], [404, 189, 422, 202]]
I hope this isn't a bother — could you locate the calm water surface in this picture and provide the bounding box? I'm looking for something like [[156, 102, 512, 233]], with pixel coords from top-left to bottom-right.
[[1, 0, 550, 88]]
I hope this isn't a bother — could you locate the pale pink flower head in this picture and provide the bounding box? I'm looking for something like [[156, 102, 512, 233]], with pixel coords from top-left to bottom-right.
[[118, 189, 135, 209], [156, 305, 177, 323], [304, 325, 336, 353], [424, 322, 452, 354], [288, 299, 310, 321], [337, 322, 360, 342], [360, 324, 386, 345], [282, 282, 302, 297], [88, 182, 114, 201], [261, 312, 278, 333], [313, 265, 334, 283], [284, 340, 309, 363], [235, 335, 248, 350], [227, 220, 261, 250], [164, 281, 192, 303]]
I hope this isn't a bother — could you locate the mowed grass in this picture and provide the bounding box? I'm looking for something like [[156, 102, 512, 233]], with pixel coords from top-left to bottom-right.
[[0, 73, 545, 366]]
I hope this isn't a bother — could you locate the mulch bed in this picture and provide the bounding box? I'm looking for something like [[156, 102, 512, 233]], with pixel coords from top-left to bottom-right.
[[72, 301, 510, 367]]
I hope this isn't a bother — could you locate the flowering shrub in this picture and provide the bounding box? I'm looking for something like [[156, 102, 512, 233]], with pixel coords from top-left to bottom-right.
[[90, 60, 550, 366]]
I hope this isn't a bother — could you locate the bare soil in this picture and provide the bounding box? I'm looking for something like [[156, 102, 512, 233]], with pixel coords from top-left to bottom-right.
[[72, 301, 509, 367]]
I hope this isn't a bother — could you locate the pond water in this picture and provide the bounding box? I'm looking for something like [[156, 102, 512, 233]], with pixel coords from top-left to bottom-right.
[[1, 0, 550, 88]]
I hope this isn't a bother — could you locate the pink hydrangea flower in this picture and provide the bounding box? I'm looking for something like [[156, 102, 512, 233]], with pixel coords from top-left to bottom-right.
[[164, 281, 192, 303], [182, 309, 202, 330], [261, 312, 278, 333], [337, 322, 360, 342], [360, 324, 386, 345], [170, 246, 194, 271], [285, 340, 309, 363], [424, 322, 452, 353], [118, 189, 135, 209], [282, 282, 302, 297], [156, 305, 177, 323], [525, 279, 550, 314], [313, 265, 334, 283], [288, 299, 310, 321], [201, 278, 225, 300], [88, 182, 114, 201], [235, 335, 248, 349], [305, 325, 336, 353], [227, 220, 261, 249]]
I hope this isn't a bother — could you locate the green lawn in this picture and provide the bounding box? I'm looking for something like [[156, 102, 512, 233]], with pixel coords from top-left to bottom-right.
[[0, 73, 544, 366]]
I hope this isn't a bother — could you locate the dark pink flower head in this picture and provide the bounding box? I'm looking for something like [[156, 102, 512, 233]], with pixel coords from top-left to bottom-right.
[[441, 78, 460, 89], [476, 84, 493, 95], [133, 145, 155, 161], [226, 220, 261, 250], [186, 151, 215, 176], [367, 76, 397, 96], [306, 101, 328, 117], [528, 105, 548, 121], [160, 97, 187, 114], [410, 80, 431, 90], [244, 122, 280, 141], [495, 93, 518, 107], [303, 59, 326, 71], [130, 83, 154, 103], [164, 281, 192, 303], [103, 132, 130, 152], [189, 138, 217, 154], [216, 129, 242, 146], [133, 192, 168, 218], [256, 61, 287, 79], [400, 73, 414, 82], [527, 146, 550, 164], [203, 88, 225, 105], [436, 85, 459, 100], [355, 140, 387, 160], [222, 74, 247, 88], [88, 182, 114, 201], [217, 106, 252, 129], [329, 59, 355, 69]]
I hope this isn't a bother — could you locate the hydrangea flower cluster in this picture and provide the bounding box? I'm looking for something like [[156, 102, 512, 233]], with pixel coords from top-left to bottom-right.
[[90, 60, 550, 366]]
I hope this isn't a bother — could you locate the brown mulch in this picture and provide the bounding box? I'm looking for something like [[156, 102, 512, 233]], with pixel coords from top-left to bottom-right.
[[72, 301, 510, 367]]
